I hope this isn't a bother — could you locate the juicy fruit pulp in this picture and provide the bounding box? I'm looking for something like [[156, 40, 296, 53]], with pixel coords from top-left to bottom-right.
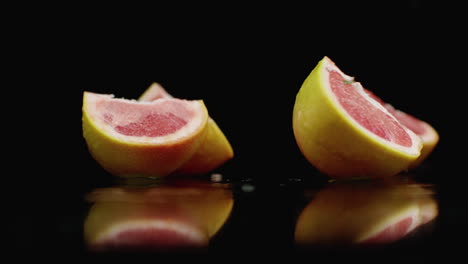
[[100, 99, 191, 137], [329, 71, 412, 147], [392, 109, 439, 168], [82, 92, 208, 177], [293, 56, 422, 179], [364, 89, 439, 168]]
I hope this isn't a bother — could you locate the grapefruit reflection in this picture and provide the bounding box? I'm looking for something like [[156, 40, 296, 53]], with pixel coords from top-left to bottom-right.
[[84, 181, 233, 252], [294, 178, 438, 247]]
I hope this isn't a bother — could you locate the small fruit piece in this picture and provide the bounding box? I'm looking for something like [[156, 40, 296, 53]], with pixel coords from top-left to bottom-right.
[[292, 56, 422, 179], [138, 82, 174, 101], [82, 92, 208, 177], [138, 83, 234, 175]]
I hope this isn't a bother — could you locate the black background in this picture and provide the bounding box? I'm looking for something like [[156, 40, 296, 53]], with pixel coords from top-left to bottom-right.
[[10, 2, 467, 260]]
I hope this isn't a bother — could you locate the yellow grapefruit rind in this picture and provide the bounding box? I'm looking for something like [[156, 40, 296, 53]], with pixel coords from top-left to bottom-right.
[[293, 57, 422, 179], [82, 92, 209, 178], [173, 118, 234, 175], [139, 83, 234, 176]]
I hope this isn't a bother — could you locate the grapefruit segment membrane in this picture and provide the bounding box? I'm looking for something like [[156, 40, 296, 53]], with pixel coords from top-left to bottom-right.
[[293, 56, 422, 179]]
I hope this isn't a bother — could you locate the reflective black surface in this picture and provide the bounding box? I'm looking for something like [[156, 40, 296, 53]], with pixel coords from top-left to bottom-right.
[[15, 3, 467, 261], [13, 168, 465, 261]]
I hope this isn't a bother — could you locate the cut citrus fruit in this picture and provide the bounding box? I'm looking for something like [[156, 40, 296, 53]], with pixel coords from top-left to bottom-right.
[[138, 83, 234, 175], [292, 56, 422, 179], [82, 92, 208, 177], [364, 89, 439, 169]]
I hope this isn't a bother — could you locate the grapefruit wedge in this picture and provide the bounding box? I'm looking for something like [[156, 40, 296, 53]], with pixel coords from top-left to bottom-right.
[[138, 83, 234, 175], [82, 92, 209, 178], [364, 90, 439, 168], [293, 56, 422, 179]]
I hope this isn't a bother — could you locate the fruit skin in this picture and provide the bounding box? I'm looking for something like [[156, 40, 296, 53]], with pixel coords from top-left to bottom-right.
[[173, 118, 234, 175], [84, 182, 234, 251], [292, 57, 421, 179], [294, 179, 437, 246], [138, 83, 234, 176], [82, 92, 209, 178]]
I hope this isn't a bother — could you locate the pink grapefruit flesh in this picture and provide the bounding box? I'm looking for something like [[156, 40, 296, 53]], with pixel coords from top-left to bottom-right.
[[100, 100, 191, 137], [389, 110, 426, 135], [330, 71, 412, 147], [364, 89, 428, 135], [364, 89, 439, 168]]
